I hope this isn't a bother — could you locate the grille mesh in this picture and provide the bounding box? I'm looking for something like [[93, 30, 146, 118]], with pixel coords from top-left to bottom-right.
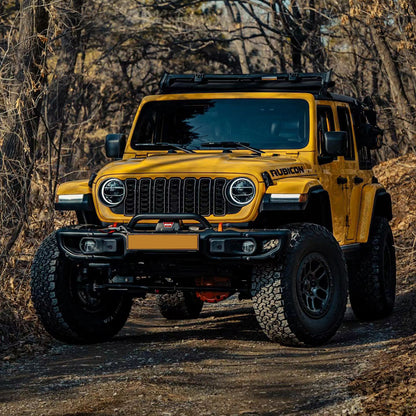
[[124, 177, 229, 216]]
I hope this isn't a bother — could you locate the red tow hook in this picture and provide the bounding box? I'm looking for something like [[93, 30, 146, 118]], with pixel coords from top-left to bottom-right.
[[108, 223, 118, 234]]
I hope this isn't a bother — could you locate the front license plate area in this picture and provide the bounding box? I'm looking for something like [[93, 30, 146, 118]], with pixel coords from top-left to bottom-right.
[[127, 234, 199, 251]]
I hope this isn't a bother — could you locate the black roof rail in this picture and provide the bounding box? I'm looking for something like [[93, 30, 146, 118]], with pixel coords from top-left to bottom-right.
[[159, 71, 335, 95]]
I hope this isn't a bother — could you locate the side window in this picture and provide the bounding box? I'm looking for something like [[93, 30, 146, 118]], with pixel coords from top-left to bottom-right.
[[337, 106, 355, 160], [317, 106, 335, 155]]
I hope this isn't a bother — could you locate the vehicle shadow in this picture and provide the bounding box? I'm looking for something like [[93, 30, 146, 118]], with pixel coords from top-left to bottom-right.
[[120, 288, 415, 348]]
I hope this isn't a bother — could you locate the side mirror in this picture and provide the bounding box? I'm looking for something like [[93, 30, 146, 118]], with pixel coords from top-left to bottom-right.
[[324, 131, 347, 156], [105, 134, 126, 159]]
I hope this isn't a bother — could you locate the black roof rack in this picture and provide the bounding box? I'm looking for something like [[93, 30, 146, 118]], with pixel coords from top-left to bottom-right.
[[159, 71, 335, 95]]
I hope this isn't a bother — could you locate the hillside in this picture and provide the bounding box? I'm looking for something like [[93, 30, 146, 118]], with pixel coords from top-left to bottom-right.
[[374, 154, 416, 291], [350, 154, 416, 415]]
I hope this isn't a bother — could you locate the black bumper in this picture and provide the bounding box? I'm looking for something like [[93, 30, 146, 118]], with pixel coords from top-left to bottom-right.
[[56, 214, 290, 264]]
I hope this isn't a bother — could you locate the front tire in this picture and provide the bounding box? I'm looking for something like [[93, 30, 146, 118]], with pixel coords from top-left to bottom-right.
[[349, 216, 396, 320], [251, 224, 348, 346], [31, 232, 132, 344], [157, 291, 203, 320]]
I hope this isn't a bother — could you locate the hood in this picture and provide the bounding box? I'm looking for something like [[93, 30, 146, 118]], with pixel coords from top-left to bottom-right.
[[96, 152, 312, 182]]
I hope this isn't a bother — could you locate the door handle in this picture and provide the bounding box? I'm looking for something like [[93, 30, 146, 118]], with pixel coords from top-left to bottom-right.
[[354, 176, 364, 185], [337, 176, 348, 185]]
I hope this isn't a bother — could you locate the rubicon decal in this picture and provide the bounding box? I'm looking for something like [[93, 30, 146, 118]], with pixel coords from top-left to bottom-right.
[[269, 166, 305, 178]]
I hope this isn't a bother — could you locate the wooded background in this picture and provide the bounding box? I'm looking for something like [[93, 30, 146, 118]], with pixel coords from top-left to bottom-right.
[[0, 0, 415, 345]]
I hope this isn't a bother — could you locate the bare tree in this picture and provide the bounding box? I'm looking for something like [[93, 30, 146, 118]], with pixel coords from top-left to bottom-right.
[[0, 0, 50, 263], [42, 0, 84, 200]]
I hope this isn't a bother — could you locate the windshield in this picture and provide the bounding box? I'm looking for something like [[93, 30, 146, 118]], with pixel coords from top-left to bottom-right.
[[131, 99, 310, 150]]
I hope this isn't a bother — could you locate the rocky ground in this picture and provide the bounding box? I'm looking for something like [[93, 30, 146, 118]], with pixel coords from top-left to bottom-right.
[[0, 295, 404, 416]]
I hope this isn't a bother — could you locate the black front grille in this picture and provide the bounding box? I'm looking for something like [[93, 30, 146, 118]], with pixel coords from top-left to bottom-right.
[[124, 177, 229, 216]]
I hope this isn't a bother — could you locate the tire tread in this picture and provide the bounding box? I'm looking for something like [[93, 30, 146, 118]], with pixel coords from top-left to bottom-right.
[[251, 223, 347, 346], [31, 232, 131, 344], [349, 216, 396, 320]]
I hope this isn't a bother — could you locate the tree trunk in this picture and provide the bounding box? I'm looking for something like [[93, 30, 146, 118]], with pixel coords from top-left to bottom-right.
[[43, 0, 83, 199], [288, 2, 303, 72], [370, 26, 416, 147], [224, 0, 250, 73], [307, 0, 325, 72], [0, 0, 50, 262]]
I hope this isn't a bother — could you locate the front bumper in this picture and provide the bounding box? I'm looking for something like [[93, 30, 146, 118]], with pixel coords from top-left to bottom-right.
[[56, 213, 289, 264]]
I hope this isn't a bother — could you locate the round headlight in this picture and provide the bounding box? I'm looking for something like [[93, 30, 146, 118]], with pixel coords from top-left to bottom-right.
[[226, 177, 256, 206], [100, 178, 125, 206]]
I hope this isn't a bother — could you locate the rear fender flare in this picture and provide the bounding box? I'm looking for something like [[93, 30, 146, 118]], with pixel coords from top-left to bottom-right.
[[356, 185, 392, 243]]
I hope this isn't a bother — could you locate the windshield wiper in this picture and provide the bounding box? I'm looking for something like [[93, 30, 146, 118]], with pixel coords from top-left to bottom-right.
[[201, 141, 264, 155], [135, 142, 195, 153]]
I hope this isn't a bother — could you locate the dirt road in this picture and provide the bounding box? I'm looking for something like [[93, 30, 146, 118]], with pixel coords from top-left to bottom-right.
[[0, 294, 404, 416]]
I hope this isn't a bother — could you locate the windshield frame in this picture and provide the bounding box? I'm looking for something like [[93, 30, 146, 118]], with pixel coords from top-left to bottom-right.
[[124, 92, 316, 157]]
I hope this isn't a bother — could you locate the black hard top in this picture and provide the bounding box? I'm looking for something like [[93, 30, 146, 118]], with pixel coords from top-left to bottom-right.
[[159, 70, 353, 98], [158, 71, 374, 124], [329, 93, 360, 106]]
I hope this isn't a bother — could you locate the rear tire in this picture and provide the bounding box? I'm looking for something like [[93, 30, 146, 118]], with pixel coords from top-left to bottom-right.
[[349, 216, 396, 320], [251, 223, 348, 346], [31, 232, 132, 344], [157, 291, 203, 320]]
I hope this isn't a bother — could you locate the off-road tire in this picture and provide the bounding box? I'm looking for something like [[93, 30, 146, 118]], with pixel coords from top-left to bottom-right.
[[157, 291, 203, 320], [31, 232, 132, 344], [349, 216, 396, 321], [251, 223, 348, 346]]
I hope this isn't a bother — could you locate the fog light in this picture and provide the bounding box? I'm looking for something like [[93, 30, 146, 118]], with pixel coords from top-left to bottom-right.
[[79, 238, 118, 254], [80, 238, 98, 253], [262, 239, 281, 251], [242, 240, 256, 254]]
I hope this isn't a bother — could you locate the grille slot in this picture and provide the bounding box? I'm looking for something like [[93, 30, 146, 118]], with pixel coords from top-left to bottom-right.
[[138, 178, 151, 213], [124, 177, 231, 216], [183, 178, 197, 213], [153, 178, 166, 213], [168, 178, 181, 213], [198, 178, 211, 216], [125, 179, 136, 215]]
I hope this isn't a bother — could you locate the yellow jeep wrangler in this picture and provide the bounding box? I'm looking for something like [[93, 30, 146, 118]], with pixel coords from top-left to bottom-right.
[[31, 72, 395, 346]]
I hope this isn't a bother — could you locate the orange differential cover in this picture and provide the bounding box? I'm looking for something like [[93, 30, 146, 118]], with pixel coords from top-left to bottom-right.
[[195, 277, 231, 303]]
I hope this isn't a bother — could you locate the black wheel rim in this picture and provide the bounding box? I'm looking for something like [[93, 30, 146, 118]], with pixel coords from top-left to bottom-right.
[[75, 276, 103, 312], [296, 253, 333, 319], [65, 263, 108, 314]]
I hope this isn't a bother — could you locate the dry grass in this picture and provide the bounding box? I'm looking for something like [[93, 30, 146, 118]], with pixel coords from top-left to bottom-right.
[[0, 186, 77, 358], [351, 335, 416, 416]]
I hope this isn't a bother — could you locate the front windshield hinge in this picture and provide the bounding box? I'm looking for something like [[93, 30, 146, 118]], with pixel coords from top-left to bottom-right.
[[201, 141, 263, 155]]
